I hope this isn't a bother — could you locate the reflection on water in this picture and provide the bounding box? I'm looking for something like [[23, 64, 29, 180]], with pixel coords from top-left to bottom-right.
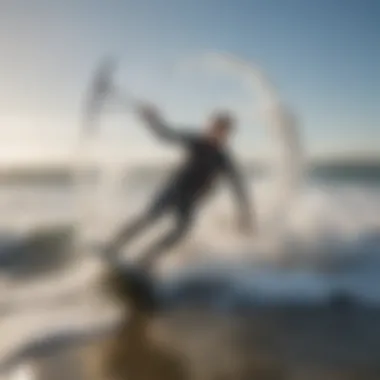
[[29, 304, 380, 380], [3, 242, 380, 380]]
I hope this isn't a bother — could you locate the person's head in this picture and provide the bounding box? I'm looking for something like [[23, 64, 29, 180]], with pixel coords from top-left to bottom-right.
[[205, 110, 236, 146]]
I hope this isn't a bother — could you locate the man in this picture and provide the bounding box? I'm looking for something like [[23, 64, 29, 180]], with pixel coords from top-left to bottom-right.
[[105, 104, 255, 268]]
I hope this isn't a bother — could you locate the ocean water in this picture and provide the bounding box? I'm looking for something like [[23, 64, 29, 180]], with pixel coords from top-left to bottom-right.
[[0, 163, 380, 379], [1, 165, 380, 303]]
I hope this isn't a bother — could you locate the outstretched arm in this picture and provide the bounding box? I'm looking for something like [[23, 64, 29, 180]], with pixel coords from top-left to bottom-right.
[[223, 154, 256, 234], [137, 103, 195, 145]]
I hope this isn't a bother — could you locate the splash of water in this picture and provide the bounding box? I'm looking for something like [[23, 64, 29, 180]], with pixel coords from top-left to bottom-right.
[[75, 57, 120, 249], [179, 51, 304, 235]]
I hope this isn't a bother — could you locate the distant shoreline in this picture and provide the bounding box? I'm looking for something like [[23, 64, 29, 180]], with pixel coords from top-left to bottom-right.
[[0, 158, 380, 184]]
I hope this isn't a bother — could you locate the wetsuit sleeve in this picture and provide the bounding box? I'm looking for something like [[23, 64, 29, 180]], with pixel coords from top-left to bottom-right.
[[140, 116, 197, 147], [223, 154, 254, 229]]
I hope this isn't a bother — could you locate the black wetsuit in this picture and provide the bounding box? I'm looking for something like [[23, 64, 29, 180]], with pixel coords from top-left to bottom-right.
[[109, 120, 252, 267]]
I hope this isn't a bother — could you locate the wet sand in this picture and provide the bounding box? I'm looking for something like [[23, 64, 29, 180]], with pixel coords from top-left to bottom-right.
[[29, 304, 380, 380]]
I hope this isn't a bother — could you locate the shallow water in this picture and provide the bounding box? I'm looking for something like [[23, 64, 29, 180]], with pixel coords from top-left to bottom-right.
[[1, 169, 380, 379]]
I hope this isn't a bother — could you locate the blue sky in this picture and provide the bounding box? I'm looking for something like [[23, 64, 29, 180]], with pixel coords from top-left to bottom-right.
[[0, 0, 379, 163]]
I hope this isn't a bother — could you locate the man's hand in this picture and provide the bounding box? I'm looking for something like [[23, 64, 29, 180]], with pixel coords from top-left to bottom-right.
[[138, 103, 162, 125]]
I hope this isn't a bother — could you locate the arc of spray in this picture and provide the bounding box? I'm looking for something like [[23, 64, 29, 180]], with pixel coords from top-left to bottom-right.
[[178, 51, 304, 235]]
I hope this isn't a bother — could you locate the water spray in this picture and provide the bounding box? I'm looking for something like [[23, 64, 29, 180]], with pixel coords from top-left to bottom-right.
[[75, 57, 143, 251], [179, 51, 304, 236]]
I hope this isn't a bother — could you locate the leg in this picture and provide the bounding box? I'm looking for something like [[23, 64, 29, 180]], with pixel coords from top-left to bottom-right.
[[105, 212, 157, 256], [105, 190, 173, 257], [138, 205, 193, 269]]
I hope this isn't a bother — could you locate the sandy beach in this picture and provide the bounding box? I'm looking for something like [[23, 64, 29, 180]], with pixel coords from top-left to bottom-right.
[[21, 302, 380, 380]]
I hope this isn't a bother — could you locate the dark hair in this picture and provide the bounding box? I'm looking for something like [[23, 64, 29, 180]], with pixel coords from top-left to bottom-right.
[[211, 111, 235, 132]]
